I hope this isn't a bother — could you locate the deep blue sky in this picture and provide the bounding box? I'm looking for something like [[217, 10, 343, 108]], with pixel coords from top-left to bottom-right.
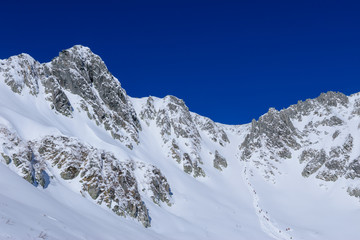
[[1, 1, 360, 124]]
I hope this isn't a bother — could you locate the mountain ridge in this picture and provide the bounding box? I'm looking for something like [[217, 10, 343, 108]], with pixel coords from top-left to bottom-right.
[[0, 45, 359, 240]]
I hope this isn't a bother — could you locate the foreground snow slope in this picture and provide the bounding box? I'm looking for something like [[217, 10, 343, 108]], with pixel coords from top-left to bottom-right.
[[0, 45, 359, 240], [0, 163, 161, 240]]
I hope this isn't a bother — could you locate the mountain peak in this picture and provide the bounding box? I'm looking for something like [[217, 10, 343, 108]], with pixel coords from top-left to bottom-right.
[[61, 44, 93, 57], [53, 45, 104, 67]]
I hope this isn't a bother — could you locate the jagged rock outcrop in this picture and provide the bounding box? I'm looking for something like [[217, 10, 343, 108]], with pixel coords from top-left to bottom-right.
[[0, 126, 49, 187], [135, 162, 173, 206], [347, 157, 360, 179], [44, 46, 141, 146], [300, 149, 327, 177], [347, 187, 360, 197], [239, 108, 300, 179], [0, 53, 40, 95], [192, 113, 230, 147], [0, 45, 141, 148], [0, 125, 173, 227], [213, 150, 227, 171], [238, 91, 360, 197], [300, 134, 354, 181], [138, 96, 206, 177], [284, 91, 349, 120], [136, 95, 231, 177]]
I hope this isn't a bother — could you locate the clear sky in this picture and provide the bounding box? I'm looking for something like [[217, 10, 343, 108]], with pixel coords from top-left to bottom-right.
[[1, 1, 359, 124]]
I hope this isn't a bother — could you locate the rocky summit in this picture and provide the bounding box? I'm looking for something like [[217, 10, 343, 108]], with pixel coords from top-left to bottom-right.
[[0, 45, 359, 240]]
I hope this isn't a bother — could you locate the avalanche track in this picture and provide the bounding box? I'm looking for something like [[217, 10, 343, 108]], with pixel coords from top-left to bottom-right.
[[243, 165, 293, 240]]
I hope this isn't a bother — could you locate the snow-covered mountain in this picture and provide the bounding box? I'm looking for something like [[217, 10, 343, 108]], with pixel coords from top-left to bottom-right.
[[0, 45, 359, 240]]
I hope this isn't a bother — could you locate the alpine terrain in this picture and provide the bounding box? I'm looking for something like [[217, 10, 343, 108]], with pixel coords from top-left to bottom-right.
[[0, 45, 359, 240]]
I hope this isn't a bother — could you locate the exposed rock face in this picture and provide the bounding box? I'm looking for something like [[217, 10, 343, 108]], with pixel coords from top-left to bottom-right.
[[0, 45, 141, 148], [52, 88, 73, 117], [135, 162, 173, 206], [138, 96, 207, 177], [300, 149, 327, 177], [239, 108, 300, 179], [192, 113, 230, 147], [0, 126, 49, 187], [241, 108, 300, 157], [136, 95, 231, 178], [238, 91, 360, 196], [0, 53, 40, 95], [347, 187, 360, 198], [0, 125, 174, 227], [316, 91, 349, 108], [136, 95, 230, 178], [347, 157, 360, 179], [44, 46, 141, 146], [213, 150, 227, 171]]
